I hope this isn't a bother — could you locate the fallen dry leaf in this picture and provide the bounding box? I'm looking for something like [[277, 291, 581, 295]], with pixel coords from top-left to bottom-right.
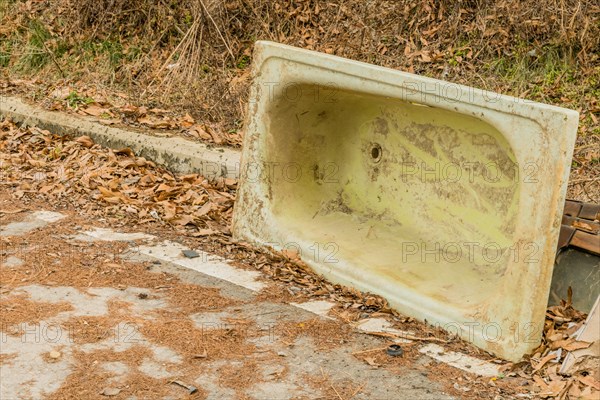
[[363, 357, 381, 368], [551, 338, 593, 352], [578, 376, 600, 391], [80, 103, 113, 117], [179, 113, 195, 128], [532, 353, 558, 372], [137, 116, 175, 129], [75, 136, 94, 148]]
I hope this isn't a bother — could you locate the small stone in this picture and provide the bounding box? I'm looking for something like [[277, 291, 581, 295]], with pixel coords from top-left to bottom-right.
[[100, 387, 121, 396], [49, 351, 61, 359], [182, 250, 200, 258], [138, 293, 148, 299], [277, 351, 287, 357]]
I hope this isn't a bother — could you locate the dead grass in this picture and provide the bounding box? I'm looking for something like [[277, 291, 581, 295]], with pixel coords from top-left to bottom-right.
[[217, 359, 261, 397], [1, 235, 164, 290], [277, 317, 353, 350], [302, 370, 367, 400], [58, 299, 147, 345], [0, 353, 18, 365], [0, 295, 73, 333], [164, 282, 238, 315], [60, 314, 134, 345], [139, 317, 257, 362], [1, 0, 598, 142], [45, 346, 207, 400], [254, 282, 310, 305], [1, 228, 236, 317]]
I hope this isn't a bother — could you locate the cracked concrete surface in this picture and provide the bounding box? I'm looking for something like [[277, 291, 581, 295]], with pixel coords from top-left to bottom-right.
[[0, 211, 65, 237], [0, 210, 465, 399]]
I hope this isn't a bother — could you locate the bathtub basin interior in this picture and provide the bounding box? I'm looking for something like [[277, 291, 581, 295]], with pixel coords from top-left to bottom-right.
[[264, 84, 521, 308]]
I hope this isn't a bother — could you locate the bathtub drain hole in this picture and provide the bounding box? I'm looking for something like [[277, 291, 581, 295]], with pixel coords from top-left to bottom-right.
[[370, 143, 382, 163]]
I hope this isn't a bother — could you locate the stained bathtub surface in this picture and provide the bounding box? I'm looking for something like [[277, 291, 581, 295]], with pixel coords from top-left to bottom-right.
[[232, 41, 579, 361]]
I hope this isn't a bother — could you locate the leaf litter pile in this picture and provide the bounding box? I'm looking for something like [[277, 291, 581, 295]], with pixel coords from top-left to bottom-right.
[[71, 98, 242, 147], [0, 119, 236, 236], [1, 118, 599, 399]]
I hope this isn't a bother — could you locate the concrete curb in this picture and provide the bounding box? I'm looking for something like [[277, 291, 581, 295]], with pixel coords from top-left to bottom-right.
[[0, 96, 241, 179]]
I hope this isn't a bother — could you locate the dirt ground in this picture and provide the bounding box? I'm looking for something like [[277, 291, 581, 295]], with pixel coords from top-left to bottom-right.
[[1, 120, 598, 399], [0, 199, 492, 400]]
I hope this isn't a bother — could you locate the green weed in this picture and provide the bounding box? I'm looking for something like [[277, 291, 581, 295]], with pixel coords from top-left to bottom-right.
[[66, 91, 94, 108], [236, 54, 250, 69], [18, 19, 51, 71], [0, 38, 12, 68]]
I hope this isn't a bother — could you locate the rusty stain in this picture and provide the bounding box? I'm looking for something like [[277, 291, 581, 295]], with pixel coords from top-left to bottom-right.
[[232, 41, 579, 362]]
